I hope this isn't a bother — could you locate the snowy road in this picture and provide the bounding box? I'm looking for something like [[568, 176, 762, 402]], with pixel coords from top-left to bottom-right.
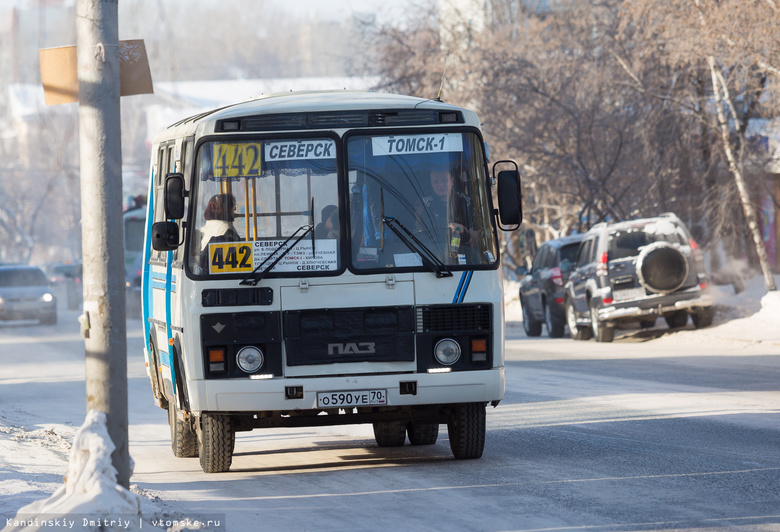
[[2, 299, 780, 531]]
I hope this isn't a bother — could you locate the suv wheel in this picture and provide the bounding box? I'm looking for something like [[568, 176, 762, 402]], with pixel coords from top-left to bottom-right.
[[590, 302, 614, 343], [544, 302, 565, 338], [665, 310, 688, 329], [521, 298, 542, 337], [691, 307, 714, 328], [566, 299, 591, 340]]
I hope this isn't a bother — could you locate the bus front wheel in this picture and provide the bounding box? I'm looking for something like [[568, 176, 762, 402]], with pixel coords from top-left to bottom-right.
[[447, 403, 485, 459], [168, 397, 197, 458], [198, 413, 235, 473]]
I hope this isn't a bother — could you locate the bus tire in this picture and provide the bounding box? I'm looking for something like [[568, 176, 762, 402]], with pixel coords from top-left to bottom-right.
[[373, 421, 407, 447], [447, 403, 485, 459], [407, 421, 439, 445], [447, 403, 485, 460], [198, 413, 235, 473], [168, 397, 197, 458]]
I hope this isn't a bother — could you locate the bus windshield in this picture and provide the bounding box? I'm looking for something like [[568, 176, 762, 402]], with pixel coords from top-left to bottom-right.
[[187, 131, 497, 277], [347, 131, 497, 271], [188, 137, 340, 276]]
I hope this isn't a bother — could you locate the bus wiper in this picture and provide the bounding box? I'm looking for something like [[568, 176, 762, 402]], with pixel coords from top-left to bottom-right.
[[383, 216, 453, 278], [239, 224, 313, 286]]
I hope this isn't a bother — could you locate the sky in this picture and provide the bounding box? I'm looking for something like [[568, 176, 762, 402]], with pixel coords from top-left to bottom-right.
[[281, 0, 418, 23], [2, 273, 779, 530]]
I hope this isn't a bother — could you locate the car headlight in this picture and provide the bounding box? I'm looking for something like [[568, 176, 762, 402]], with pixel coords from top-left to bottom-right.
[[236, 346, 264, 373], [434, 338, 461, 366], [41, 293, 54, 303]]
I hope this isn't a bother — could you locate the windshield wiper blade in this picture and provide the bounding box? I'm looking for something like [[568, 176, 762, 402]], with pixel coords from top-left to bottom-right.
[[239, 224, 313, 286], [383, 216, 453, 278]]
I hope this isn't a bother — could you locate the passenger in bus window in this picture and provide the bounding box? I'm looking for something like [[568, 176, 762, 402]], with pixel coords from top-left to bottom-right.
[[415, 164, 476, 249], [315, 205, 339, 239], [200, 194, 241, 249]]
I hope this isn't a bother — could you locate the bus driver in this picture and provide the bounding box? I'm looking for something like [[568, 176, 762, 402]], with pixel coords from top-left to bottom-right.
[[415, 163, 477, 252]]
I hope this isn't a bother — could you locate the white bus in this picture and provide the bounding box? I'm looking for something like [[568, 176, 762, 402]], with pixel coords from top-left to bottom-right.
[[142, 91, 522, 472]]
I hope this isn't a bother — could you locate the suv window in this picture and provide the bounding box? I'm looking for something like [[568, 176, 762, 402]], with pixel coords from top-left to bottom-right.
[[559, 243, 580, 265], [575, 239, 593, 268], [531, 246, 549, 271], [543, 247, 557, 269], [0, 268, 48, 287], [608, 223, 686, 260]]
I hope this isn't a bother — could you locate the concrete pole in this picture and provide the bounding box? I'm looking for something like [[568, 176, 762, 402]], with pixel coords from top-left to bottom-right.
[[76, 0, 130, 487]]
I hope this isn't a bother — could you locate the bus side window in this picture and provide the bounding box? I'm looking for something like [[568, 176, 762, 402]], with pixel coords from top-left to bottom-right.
[[151, 146, 169, 262], [172, 140, 192, 264]]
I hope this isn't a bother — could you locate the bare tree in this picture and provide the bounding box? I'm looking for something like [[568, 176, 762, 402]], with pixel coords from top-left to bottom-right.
[[620, 0, 780, 290]]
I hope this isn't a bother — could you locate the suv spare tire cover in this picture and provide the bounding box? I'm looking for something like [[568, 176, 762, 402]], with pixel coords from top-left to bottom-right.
[[636, 242, 688, 293]]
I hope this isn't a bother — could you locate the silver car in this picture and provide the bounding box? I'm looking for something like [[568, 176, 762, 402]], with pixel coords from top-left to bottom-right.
[[564, 213, 713, 342], [0, 265, 57, 325]]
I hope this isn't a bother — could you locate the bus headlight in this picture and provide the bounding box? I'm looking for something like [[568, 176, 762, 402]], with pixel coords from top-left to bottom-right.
[[434, 338, 461, 366], [236, 346, 264, 373]]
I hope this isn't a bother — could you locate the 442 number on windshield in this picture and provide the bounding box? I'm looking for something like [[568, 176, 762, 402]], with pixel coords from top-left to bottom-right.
[[209, 243, 253, 273]]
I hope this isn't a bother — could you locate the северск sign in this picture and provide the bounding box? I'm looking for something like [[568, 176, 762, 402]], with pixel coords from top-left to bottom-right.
[[265, 140, 336, 161]]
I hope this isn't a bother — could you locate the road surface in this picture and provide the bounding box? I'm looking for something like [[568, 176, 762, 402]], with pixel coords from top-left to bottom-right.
[[1, 311, 778, 531]]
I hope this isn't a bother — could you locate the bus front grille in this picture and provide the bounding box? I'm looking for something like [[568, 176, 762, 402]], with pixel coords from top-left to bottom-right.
[[416, 304, 492, 333]]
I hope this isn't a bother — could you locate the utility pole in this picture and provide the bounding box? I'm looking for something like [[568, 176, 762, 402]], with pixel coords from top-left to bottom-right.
[[76, 0, 130, 487]]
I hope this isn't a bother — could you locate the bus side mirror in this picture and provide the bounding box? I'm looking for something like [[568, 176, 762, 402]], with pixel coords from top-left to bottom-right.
[[151, 221, 180, 251], [494, 161, 522, 229], [165, 173, 186, 220]]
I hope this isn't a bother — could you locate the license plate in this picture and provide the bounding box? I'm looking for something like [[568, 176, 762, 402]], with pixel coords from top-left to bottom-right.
[[317, 389, 387, 408], [613, 287, 646, 301]]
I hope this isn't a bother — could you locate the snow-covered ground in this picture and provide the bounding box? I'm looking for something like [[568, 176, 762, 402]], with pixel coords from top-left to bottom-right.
[[1, 274, 779, 531]]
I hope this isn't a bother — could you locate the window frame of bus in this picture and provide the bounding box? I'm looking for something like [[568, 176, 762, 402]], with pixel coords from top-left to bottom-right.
[[342, 126, 501, 277], [185, 132, 347, 280]]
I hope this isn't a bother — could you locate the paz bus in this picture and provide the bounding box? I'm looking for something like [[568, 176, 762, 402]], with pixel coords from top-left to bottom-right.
[[142, 91, 522, 473]]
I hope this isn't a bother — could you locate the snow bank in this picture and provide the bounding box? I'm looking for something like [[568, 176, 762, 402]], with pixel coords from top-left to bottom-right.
[[4, 410, 150, 532], [503, 279, 521, 322], [759, 290, 780, 316]]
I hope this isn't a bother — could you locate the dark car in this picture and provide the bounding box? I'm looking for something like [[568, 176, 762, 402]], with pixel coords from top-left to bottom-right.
[[518, 233, 584, 337], [49, 262, 82, 310], [125, 251, 143, 317], [0, 265, 57, 324], [563, 213, 714, 342]]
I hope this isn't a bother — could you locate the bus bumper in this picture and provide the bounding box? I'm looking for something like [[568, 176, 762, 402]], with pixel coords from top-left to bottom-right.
[[188, 367, 505, 414]]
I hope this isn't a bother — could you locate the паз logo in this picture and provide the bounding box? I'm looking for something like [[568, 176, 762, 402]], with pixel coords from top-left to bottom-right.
[[327, 342, 376, 355]]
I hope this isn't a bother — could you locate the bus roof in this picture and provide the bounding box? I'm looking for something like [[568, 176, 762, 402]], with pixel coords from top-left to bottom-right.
[[152, 90, 481, 143]]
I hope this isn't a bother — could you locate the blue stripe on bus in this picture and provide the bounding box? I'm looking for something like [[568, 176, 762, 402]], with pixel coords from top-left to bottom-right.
[[162, 249, 177, 396], [151, 273, 176, 292], [452, 271, 473, 304]]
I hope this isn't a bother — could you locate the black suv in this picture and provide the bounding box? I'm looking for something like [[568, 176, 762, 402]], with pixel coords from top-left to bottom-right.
[[563, 213, 713, 342], [518, 234, 584, 337]]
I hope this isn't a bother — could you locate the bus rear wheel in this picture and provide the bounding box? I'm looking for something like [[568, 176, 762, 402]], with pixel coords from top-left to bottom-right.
[[407, 421, 439, 445], [447, 403, 485, 459], [373, 421, 407, 447], [198, 413, 235, 473]]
